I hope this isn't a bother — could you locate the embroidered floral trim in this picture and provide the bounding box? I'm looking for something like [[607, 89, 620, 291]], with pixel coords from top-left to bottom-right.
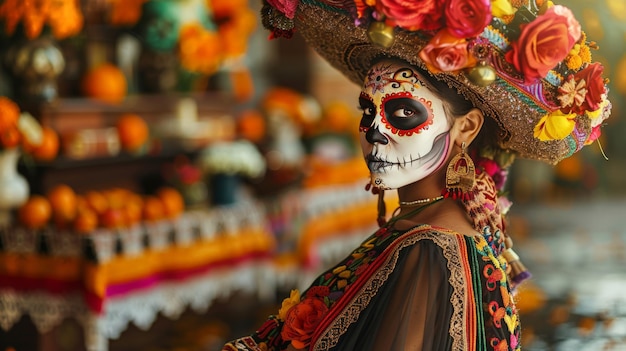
[[313, 226, 469, 351]]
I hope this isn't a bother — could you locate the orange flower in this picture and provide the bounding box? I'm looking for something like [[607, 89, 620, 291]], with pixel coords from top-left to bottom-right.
[[218, 8, 257, 57], [419, 28, 477, 74], [108, 0, 148, 26], [280, 296, 329, 349], [0, 0, 83, 39], [280, 286, 330, 349], [178, 23, 223, 74], [505, 5, 580, 84], [46, 0, 84, 39]]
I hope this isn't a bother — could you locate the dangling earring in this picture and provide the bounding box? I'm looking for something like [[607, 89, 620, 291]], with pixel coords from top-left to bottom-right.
[[442, 142, 476, 201], [366, 182, 387, 227], [377, 188, 386, 227]]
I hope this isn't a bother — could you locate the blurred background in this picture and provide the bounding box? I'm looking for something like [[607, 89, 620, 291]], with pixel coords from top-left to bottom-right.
[[0, 0, 624, 350]]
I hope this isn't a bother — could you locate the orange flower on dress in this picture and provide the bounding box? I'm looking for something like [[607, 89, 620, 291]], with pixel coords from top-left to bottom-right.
[[280, 286, 330, 349]]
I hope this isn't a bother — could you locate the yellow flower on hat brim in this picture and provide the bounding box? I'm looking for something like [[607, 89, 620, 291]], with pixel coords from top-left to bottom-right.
[[587, 98, 609, 124], [491, 0, 516, 18], [534, 110, 577, 141]]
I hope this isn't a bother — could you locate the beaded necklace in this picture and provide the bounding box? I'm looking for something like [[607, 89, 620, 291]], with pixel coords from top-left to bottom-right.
[[386, 196, 445, 228]]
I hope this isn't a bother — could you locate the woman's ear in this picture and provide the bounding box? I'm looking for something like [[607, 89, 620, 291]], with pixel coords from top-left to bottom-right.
[[451, 108, 484, 147]]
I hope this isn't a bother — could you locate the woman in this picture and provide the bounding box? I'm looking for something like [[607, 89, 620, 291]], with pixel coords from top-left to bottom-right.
[[224, 0, 611, 350]]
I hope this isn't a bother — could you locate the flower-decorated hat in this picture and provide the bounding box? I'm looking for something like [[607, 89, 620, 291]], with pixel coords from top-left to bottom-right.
[[261, 0, 611, 164]]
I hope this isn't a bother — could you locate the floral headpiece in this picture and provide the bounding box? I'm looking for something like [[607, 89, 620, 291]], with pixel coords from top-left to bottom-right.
[[262, 0, 612, 164]]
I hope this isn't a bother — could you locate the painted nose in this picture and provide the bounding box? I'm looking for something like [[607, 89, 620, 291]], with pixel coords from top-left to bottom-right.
[[365, 126, 388, 145]]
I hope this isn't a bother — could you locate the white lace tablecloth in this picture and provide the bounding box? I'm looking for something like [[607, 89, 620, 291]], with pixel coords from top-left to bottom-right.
[[0, 260, 275, 351]]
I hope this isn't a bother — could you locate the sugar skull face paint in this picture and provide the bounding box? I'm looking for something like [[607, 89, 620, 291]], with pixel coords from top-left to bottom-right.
[[359, 60, 452, 190]]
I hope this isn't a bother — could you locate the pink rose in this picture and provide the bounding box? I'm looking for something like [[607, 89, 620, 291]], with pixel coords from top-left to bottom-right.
[[573, 62, 606, 113], [445, 0, 492, 38], [585, 124, 602, 145], [378, 0, 445, 31], [505, 5, 580, 84], [551, 5, 582, 43], [267, 0, 299, 19], [419, 28, 477, 73]]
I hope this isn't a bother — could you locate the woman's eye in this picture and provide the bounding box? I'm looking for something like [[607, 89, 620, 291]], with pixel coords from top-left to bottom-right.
[[383, 97, 430, 131], [359, 97, 376, 130], [393, 107, 415, 118]]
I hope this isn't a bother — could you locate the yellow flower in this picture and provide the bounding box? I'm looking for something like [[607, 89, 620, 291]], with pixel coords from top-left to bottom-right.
[[534, 110, 577, 141], [578, 44, 592, 64], [586, 98, 610, 130], [565, 55, 583, 71], [491, 0, 515, 18], [332, 265, 347, 274], [278, 289, 301, 321]]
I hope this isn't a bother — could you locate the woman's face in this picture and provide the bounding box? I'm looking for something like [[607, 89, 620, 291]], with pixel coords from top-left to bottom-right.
[[359, 60, 452, 190]]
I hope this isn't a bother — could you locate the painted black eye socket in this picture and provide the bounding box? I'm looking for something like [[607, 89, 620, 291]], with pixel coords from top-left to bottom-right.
[[359, 97, 376, 129], [384, 97, 429, 130]]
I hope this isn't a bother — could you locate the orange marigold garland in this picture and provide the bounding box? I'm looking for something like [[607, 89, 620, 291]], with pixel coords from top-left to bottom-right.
[[0, 0, 83, 39]]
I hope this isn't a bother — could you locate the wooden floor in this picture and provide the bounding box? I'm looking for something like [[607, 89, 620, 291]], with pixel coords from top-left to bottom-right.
[[511, 198, 626, 351]]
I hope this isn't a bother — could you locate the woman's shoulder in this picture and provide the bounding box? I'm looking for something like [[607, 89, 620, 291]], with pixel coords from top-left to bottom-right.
[[391, 224, 500, 259]]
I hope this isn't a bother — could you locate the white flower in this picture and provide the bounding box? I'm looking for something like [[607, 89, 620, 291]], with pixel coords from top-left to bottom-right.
[[199, 140, 266, 177]]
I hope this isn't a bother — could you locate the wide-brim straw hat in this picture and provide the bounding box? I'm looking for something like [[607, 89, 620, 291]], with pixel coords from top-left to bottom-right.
[[262, 0, 611, 165]]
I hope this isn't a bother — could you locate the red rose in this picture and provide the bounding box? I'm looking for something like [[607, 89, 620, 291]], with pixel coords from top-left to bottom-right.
[[267, 0, 299, 19], [445, 0, 492, 38], [378, 0, 445, 31], [505, 5, 580, 84], [573, 62, 606, 113], [419, 28, 477, 73], [281, 297, 329, 349]]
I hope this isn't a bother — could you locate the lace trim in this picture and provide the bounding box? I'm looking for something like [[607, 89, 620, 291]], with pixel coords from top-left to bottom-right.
[[0, 261, 275, 351], [313, 226, 468, 351]]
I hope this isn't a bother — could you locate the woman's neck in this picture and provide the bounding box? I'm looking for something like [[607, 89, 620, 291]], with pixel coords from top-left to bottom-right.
[[391, 169, 477, 235]]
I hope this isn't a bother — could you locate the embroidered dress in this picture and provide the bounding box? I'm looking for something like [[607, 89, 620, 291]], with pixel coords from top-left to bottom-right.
[[223, 223, 521, 351]]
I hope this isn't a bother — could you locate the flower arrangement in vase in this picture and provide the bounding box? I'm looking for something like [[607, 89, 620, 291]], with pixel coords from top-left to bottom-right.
[[0, 0, 84, 102], [198, 140, 266, 206], [107, 0, 257, 96]]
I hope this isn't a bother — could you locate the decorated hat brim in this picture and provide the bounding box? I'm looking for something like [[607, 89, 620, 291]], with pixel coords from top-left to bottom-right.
[[293, 1, 593, 164]]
